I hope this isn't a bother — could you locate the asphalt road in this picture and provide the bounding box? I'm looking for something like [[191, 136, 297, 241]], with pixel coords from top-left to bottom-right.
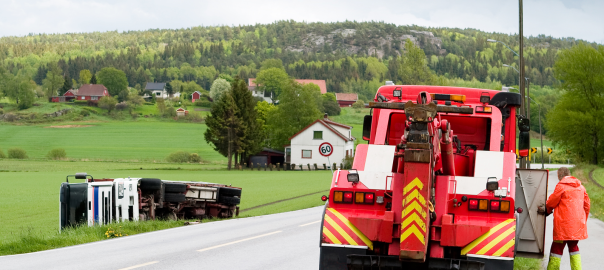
[[0, 207, 324, 270], [2, 169, 603, 270], [542, 169, 604, 270]]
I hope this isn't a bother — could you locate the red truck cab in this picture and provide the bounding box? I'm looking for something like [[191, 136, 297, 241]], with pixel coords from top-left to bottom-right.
[[319, 85, 548, 270]]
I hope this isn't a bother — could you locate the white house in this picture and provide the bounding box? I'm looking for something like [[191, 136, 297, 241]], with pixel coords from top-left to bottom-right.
[[144, 82, 181, 99], [248, 78, 327, 103], [285, 114, 355, 169]]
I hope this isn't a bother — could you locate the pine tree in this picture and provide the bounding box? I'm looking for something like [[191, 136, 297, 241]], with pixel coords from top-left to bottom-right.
[[60, 74, 73, 94], [90, 74, 97, 84], [204, 90, 244, 170], [230, 77, 262, 165]]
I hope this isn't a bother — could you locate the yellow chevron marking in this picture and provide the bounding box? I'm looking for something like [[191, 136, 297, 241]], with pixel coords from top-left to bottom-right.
[[476, 226, 516, 255], [402, 212, 426, 232], [461, 219, 515, 255], [322, 226, 342, 244], [403, 189, 426, 205], [324, 215, 359, 246], [493, 238, 516, 257], [328, 209, 374, 250], [404, 177, 424, 195], [400, 224, 425, 245], [402, 200, 427, 218]]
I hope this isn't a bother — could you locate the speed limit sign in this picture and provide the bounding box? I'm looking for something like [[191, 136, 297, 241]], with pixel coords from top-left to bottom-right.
[[319, 142, 334, 157]]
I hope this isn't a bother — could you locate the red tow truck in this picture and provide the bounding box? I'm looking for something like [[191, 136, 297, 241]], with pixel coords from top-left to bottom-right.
[[319, 85, 548, 270]]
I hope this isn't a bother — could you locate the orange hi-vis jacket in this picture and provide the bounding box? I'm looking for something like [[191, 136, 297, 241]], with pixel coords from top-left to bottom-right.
[[546, 176, 590, 241]]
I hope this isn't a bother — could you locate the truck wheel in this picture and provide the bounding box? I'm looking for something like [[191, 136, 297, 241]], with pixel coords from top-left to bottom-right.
[[219, 187, 242, 197], [140, 178, 162, 191], [164, 193, 186, 203], [164, 183, 186, 193], [218, 196, 240, 205]]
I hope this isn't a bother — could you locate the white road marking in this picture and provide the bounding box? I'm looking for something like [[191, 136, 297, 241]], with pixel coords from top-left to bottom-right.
[[299, 220, 320, 227], [197, 231, 282, 252], [118, 261, 159, 270]]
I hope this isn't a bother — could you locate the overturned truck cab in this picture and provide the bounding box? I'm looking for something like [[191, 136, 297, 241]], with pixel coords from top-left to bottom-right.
[[319, 85, 548, 270], [60, 173, 241, 230]]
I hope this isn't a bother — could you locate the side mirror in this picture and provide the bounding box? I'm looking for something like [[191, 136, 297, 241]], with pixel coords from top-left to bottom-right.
[[518, 115, 530, 155], [362, 115, 372, 141]]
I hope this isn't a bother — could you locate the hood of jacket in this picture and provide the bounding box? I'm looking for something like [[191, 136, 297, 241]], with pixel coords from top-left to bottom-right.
[[560, 176, 582, 187]]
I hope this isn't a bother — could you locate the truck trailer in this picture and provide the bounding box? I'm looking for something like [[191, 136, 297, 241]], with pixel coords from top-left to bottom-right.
[[319, 85, 548, 270], [60, 173, 241, 230]]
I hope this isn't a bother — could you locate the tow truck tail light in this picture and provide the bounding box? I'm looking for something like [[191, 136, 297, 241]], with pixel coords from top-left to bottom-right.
[[478, 199, 489, 211], [500, 201, 510, 212], [353, 192, 375, 204], [476, 106, 492, 113], [468, 199, 479, 210], [343, 192, 353, 203], [490, 200, 500, 211], [365, 193, 374, 204]]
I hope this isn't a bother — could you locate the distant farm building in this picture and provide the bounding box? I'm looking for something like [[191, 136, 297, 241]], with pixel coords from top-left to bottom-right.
[[51, 89, 78, 103], [285, 114, 354, 169], [191, 91, 203, 103], [144, 82, 181, 99], [75, 84, 109, 102], [248, 148, 285, 168], [247, 78, 327, 103], [335, 93, 358, 107], [176, 107, 189, 117]]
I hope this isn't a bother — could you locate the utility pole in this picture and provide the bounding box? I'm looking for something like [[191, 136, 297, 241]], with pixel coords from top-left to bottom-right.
[[519, 0, 527, 169]]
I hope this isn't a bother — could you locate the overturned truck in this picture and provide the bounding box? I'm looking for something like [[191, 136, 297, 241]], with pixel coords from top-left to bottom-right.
[[60, 173, 241, 230]]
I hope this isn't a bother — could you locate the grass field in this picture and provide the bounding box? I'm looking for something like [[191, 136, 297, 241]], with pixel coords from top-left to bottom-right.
[[0, 160, 331, 251], [0, 121, 225, 162]]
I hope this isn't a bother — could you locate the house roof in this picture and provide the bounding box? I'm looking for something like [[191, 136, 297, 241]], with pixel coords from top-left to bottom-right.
[[335, 93, 358, 101], [145, 82, 166, 90], [191, 91, 203, 96], [77, 84, 108, 96], [288, 115, 353, 142], [176, 107, 187, 112], [248, 78, 327, 94], [64, 89, 78, 95]]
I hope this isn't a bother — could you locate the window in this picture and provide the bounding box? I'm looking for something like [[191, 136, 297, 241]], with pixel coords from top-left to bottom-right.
[[80, 96, 85, 100], [302, 150, 312, 158], [313, 131, 323, 140], [155, 92, 161, 96], [91, 96, 98, 100]]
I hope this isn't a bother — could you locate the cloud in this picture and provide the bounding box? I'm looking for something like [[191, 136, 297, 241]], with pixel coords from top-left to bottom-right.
[[0, 0, 601, 43]]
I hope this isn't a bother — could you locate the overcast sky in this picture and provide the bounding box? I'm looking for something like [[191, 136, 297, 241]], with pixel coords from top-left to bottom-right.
[[1, 0, 602, 43]]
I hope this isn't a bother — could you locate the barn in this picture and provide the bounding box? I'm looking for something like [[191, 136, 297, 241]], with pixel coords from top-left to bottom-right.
[[191, 91, 203, 103], [335, 93, 358, 107]]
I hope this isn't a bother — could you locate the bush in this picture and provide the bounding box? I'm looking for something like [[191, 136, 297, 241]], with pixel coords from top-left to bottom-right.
[[0, 108, 4, 115], [189, 153, 201, 163], [352, 100, 365, 109], [79, 110, 90, 116], [8, 148, 28, 159], [47, 148, 67, 160], [166, 151, 191, 163], [194, 99, 212, 107], [0, 149, 5, 158], [115, 102, 129, 111], [165, 106, 176, 117]]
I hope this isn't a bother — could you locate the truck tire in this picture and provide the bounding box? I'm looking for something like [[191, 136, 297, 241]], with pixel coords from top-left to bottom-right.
[[164, 183, 186, 193], [140, 178, 162, 191], [218, 196, 240, 205], [219, 187, 242, 197], [164, 193, 186, 203]]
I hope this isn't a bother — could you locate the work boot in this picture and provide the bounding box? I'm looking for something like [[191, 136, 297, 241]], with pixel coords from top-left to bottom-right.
[[547, 255, 561, 270], [570, 253, 582, 270]]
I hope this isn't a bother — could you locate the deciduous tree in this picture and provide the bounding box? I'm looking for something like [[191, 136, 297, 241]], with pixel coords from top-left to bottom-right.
[[42, 63, 64, 98], [79, 69, 92, 85], [209, 78, 231, 101], [97, 67, 128, 96], [399, 39, 436, 85], [547, 43, 604, 164], [254, 67, 289, 100], [98, 96, 118, 113]]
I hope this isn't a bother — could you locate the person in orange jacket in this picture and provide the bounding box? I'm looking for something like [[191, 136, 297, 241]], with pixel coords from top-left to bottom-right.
[[545, 167, 590, 270]]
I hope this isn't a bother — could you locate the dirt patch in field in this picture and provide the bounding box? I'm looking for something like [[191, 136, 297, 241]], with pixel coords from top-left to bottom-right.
[[44, 125, 94, 128]]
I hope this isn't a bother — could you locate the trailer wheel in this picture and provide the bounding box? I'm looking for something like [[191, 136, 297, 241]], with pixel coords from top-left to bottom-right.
[[140, 178, 162, 191], [219, 187, 242, 197], [218, 196, 240, 205], [164, 193, 186, 203], [164, 183, 186, 193]]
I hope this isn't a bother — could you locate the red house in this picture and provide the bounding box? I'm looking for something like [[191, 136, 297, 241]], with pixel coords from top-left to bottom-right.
[[76, 84, 109, 102], [50, 89, 78, 103], [335, 93, 358, 107], [191, 91, 203, 103]]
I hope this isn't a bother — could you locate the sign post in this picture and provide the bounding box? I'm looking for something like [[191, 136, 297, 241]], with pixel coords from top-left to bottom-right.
[[319, 142, 334, 174]]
